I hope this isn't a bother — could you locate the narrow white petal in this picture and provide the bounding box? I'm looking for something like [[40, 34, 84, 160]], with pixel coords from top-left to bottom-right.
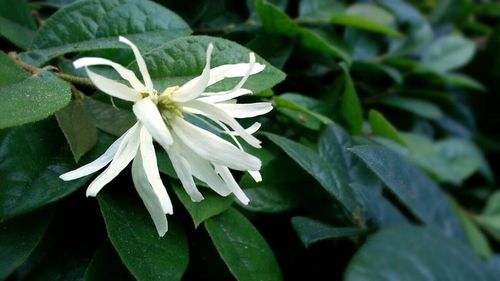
[[85, 68, 142, 102], [119, 36, 154, 94], [226, 52, 256, 94], [249, 170, 262, 182], [132, 154, 168, 236], [198, 88, 252, 103], [132, 98, 173, 148], [214, 165, 250, 205], [171, 44, 214, 103], [184, 100, 262, 148], [208, 61, 265, 86], [139, 127, 173, 214], [171, 117, 261, 171], [86, 123, 142, 196], [73, 57, 146, 92], [172, 135, 231, 196], [215, 102, 273, 118], [60, 127, 131, 181], [167, 149, 204, 202]]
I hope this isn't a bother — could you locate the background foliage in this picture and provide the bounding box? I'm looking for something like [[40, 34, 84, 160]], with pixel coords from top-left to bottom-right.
[[1, 0, 500, 280]]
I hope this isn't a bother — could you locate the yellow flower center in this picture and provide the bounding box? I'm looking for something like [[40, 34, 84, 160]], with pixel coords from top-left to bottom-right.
[[157, 86, 183, 124]]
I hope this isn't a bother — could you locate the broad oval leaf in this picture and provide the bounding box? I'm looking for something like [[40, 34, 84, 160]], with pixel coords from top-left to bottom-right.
[[344, 226, 494, 281], [98, 189, 189, 281], [21, 0, 191, 66], [205, 208, 283, 281], [422, 35, 476, 73], [0, 52, 72, 129]]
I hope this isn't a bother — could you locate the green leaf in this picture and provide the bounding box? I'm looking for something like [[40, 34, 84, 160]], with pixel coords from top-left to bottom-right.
[[83, 97, 135, 137], [0, 0, 36, 49], [298, 0, 345, 20], [331, 14, 401, 37], [368, 109, 405, 145], [298, 27, 352, 63], [246, 35, 293, 69], [56, 100, 98, 162], [346, 3, 395, 26], [349, 145, 464, 239], [172, 183, 233, 228], [141, 36, 286, 95], [98, 189, 189, 281], [291, 216, 364, 247], [205, 208, 283, 281], [0, 52, 72, 129], [274, 93, 332, 130], [255, 0, 298, 36], [0, 119, 114, 220], [344, 226, 494, 281], [265, 132, 359, 214], [421, 35, 476, 73], [379, 96, 443, 119], [0, 210, 52, 280], [21, 0, 191, 66], [339, 65, 363, 134], [84, 242, 134, 281]]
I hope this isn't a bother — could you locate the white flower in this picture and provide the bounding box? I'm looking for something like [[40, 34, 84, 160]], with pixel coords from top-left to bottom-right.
[[60, 36, 270, 236]]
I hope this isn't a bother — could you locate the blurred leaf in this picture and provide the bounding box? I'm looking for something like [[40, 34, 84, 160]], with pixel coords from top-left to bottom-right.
[[0, 0, 36, 49], [380, 96, 443, 119], [350, 145, 465, 239], [255, 0, 298, 36], [205, 208, 283, 281], [172, 183, 233, 228], [0, 210, 52, 280], [56, 100, 98, 162], [140, 36, 285, 95], [344, 226, 494, 281], [291, 216, 364, 247], [421, 35, 476, 73], [246, 35, 293, 69], [368, 110, 406, 145], [83, 97, 135, 137], [0, 52, 71, 129], [0, 119, 114, 220], [21, 0, 191, 66], [339, 65, 363, 134], [98, 189, 189, 281], [441, 72, 486, 91], [274, 93, 332, 130], [298, 27, 352, 63], [84, 242, 134, 281], [346, 3, 395, 26], [298, 0, 344, 20], [331, 15, 401, 37]]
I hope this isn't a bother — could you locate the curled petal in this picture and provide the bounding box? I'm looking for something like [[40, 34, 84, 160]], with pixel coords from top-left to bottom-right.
[[85, 68, 142, 102], [119, 36, 154, 94], [208, 61, 265, 86], [133, 98, 173, 148], [214, 165, 250, 205], [198, 88, 253, 103]]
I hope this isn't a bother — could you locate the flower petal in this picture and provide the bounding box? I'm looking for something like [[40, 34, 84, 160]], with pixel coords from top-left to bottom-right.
[[59, 126, 132, 181], [171, 44, 214, 103], [198, 88, 252, 103], [208, 61, 265, 86], [214, 165, 250, 205], [139, 127, 173, 215], [86, 123, 142, 197], [248, 170, 262, 182], [167, 149, 204, 202], [132, 153, 168, 236], [132, 98, 173, 148], [215, 102, 273, 118], [171, 117, 261, 171], [184, 100, 262, 148], [73, 57, 146, 92], [85, 68, 142, 102], [119, 36, 154, 94]]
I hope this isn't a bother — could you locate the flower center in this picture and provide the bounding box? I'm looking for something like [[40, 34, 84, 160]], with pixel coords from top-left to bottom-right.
[[158, 86, 183, 124]]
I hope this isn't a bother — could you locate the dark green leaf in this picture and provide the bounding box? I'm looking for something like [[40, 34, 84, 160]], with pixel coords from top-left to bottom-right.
[[274, 93, 332, 130], [344, 226, 494, 281], [172, 183, 233, 228], [339, 65, 363, 134], [0, 119, 114, 220], [98, 189, 189, 281], [0, 52, 72, 129], [205, 208, 283, 281], [0, 0, 36, 49], [84, 242, 134, 281], [83, 97, 135, 137], [350, 145, 464, 239], [330, 14, 401, 37], [0, 210, 52, 280], [246, 35, 293, 69], [21, 0, 191, 66], [368, 110, 405, 145], [56, 100, 98, 162], [291, 216, 364, 247]]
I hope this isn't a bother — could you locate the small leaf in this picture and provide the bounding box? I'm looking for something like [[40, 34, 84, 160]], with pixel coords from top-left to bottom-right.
[[298, 0, 345, 20], [339, 65, 363, 134], [344, 226, 494, 281], [56, 100, 98, 162], [368, 109, 405, 145], [380, 96, 443, 119], [274, 93, 332, 130], [331, 14, 401, 37], [291, 216, 364, 247], [422, 35, 476, 73], [98, 189, 189, 281], [350, 145, 465, 239], [172, 183, 233, 228], [83, 97, 135, 137], [0, 52, 72, 129], [205, 208, 283, 281], [0, 210, 52, 280]]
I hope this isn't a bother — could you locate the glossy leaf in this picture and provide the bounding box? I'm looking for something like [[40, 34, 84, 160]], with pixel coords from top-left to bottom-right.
[[205, 208, 283, 281], [339, 65, 363, 134], [291, 216, 364, 247]]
